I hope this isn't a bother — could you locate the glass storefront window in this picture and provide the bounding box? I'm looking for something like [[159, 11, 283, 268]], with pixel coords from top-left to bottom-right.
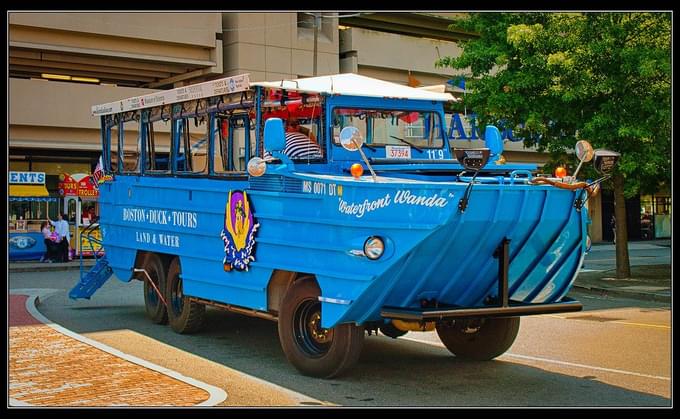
[[8, 201, 52, 232], [9, 201, 46, 221], [654, 195, 671, 239], [655, 196, 671, 215], [67, 198, 77, 223]]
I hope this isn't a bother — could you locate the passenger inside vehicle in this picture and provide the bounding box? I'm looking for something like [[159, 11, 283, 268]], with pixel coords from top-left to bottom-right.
[[283, 116, 323, 159]]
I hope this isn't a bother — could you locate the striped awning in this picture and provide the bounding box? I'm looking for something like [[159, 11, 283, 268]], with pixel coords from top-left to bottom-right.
[[9, 184, 52, 198]]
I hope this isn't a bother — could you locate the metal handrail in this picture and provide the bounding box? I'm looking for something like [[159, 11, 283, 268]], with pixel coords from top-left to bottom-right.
[[79, 222, 105, 280]]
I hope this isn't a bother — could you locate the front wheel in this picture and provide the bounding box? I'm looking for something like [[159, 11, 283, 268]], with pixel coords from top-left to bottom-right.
[[436, 317, 520, 360], [277, 278, 364, 378]]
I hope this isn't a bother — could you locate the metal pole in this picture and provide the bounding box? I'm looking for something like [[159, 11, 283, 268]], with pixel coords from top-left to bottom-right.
[[313, 13, 320, 76], [494, 237, 511, 307]]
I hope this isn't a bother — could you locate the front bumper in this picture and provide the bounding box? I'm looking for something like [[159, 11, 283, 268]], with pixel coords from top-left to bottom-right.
[[381, 297, 583, 321]]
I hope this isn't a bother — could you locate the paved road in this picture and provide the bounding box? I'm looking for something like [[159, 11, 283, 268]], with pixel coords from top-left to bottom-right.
[[9, 269, 670, 407]]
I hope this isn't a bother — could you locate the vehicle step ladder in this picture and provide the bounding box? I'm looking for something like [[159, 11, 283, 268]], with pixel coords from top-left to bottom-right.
[[69, 223, 113, 300]]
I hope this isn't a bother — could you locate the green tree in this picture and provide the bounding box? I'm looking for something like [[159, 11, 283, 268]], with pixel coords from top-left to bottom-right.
[[437, 12, 671, 279]]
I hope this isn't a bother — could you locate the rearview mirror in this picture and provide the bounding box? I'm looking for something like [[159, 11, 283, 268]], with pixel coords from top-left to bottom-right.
[[575, 140, 594, 163], [572, 140, 594, 179], [339, 126, 364, 151], [247, 157, 267, 177]]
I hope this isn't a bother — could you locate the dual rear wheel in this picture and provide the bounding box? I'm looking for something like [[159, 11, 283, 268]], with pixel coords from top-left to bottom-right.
[[142, 253, 167, 325], [141, 255, 205, 334], [165, 258, 206, 334]]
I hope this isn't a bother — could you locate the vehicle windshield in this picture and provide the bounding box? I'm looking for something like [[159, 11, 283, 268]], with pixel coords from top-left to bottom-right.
[[331, 108, 444, 150]]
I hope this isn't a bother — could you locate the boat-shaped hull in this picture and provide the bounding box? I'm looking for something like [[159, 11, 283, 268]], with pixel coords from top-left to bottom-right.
[[99, 171, 587, 328]]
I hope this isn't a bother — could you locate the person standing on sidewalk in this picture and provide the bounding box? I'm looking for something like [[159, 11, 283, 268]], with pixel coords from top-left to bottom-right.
[[610, 215, 616, 245], [40, 221, 60, 263], [48, 213, 71, 262]]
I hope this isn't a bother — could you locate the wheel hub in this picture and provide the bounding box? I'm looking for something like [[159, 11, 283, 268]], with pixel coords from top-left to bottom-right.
[[293, 300, 334, 357], [308, 312, 332, 343]]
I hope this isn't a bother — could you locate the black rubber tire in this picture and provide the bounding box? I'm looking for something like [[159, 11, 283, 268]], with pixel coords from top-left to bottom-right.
[[142, 253, 168, 325], [166, 258, 206, 334], [435, 317, 520, 360], [379, 322, 408, 339], [278, 278, 364, 378]]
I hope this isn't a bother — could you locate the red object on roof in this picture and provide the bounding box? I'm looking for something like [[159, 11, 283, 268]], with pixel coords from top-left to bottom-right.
[[262, 103, 322, 122], [399, 111, 420, 124]]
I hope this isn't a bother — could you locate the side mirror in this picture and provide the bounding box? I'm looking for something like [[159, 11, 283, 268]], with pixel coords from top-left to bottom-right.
[[483, 125, 504, 162], [453, 148, 490, 171], [338, 126, 377, 181], [264, 118, 286, 152], [247, 157, 267, 177], [575, 140, 594, 163], [593, 149, 620, 175], [339, 126, 364, 151], [572, 140, 594, 179]]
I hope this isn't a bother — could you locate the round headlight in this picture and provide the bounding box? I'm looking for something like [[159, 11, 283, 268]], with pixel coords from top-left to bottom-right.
[[364, 236, 385, 260]]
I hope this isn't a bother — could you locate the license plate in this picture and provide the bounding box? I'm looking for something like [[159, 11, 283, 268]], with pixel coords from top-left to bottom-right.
[[386, 145, 411, 159]]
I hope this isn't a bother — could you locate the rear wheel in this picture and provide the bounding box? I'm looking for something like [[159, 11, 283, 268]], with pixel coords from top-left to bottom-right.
[[278, 278, 364, 378], [436, 317, 520, 360], [142, 253, 168, 324], [166, 258, 206, 334]]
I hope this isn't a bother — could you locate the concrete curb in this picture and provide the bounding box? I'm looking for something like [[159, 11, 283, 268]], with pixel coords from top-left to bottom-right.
[[572, 284, 671, 304]]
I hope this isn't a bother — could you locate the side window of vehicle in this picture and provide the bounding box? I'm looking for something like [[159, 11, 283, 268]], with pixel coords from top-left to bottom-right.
[[106, 115, 120, 173], [213, 113, 252, 174], [332, 112, 368, 144], [144, 106, 172, 173], [174, 115, 209, 174], [116, 111, 141, 174]]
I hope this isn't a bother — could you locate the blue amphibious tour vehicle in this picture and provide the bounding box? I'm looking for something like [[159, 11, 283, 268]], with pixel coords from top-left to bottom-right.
[[72, 73, 620, 378]]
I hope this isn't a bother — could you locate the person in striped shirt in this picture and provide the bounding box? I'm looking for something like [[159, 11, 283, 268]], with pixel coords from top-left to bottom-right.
[[263, 117, 324, 160], [282, 117, 323, 159]]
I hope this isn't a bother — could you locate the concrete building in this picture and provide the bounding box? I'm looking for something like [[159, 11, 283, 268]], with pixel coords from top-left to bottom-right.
[[9, 11, 665, 241]]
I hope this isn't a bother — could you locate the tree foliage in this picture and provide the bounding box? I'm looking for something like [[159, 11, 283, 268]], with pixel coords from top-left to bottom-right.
[[437, 12, 671, 197]]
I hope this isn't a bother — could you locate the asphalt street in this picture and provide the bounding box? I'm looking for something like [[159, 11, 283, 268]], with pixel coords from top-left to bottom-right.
[[9, 266, 671, 407]]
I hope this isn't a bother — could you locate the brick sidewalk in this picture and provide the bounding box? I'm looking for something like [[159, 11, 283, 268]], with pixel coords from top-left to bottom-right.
[[9, 294, 222, 407]]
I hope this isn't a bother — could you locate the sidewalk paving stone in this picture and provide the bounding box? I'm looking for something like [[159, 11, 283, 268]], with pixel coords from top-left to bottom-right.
[[9, 294, 225, 407]]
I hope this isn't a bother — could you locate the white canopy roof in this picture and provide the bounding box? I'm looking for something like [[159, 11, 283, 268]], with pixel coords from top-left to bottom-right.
[[251, 73, 456, 102]]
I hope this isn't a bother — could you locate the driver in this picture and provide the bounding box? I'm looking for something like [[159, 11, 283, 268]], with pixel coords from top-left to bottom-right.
[[282, 117, 323, 159]]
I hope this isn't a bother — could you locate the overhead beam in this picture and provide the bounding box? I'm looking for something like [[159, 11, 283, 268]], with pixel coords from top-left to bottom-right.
[[10, 41, 217, 67], [340, 12, 477, 42], [9, 64, 157, 83], [9, 57, 174, 79]]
